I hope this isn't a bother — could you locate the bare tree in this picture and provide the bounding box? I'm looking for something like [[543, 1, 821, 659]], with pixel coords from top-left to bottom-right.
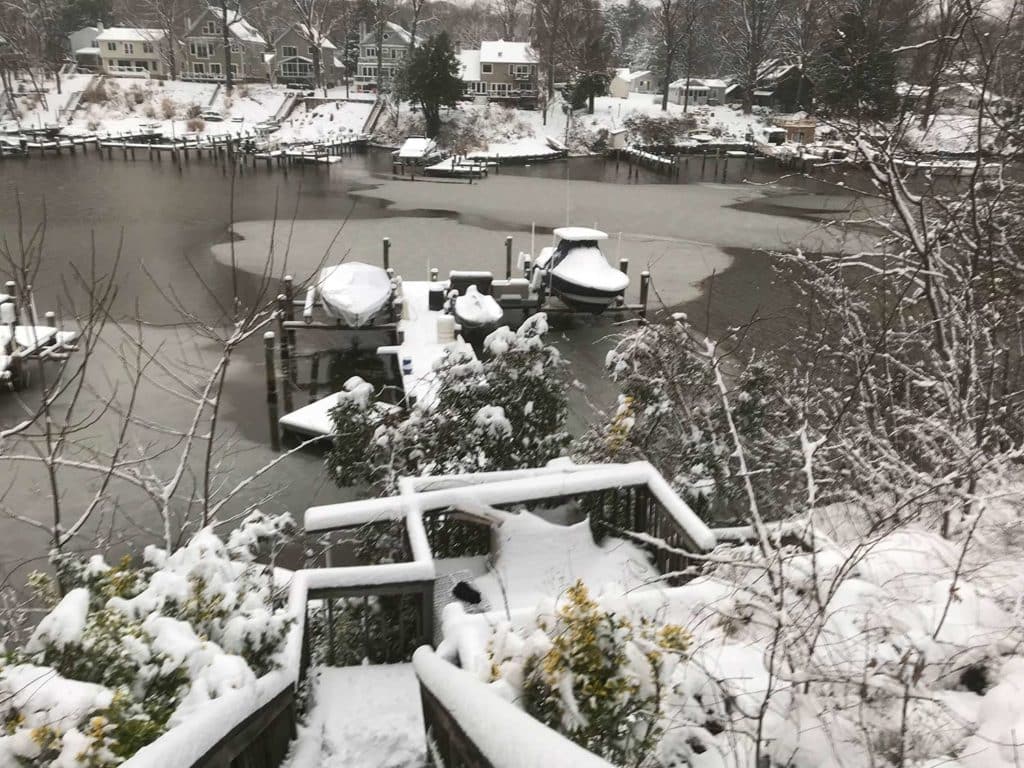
[[722, 0, 785, 113], [531, 0, 568, 124], [291, 0, 345, 94], [495, 0, 521, 39], [132, 0, 190, 79], [651, 0, 700, 111]]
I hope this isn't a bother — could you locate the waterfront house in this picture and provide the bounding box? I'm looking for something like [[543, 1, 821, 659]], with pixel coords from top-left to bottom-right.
[[667, 77, 728, 106], [355, 22, 411, 92], [183, 7, 268, 83], [753, 60, 813, 112], [609, 69, 654, 98], [68, 23, 103, 72], [96, 27, 168, 77], [477, 41, 537, 105], [273, 24, 341, 88]]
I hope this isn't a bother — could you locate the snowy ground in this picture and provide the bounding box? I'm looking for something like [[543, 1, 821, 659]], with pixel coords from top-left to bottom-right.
[[275, 99, 373, 144], [284, 665, 425, 768]]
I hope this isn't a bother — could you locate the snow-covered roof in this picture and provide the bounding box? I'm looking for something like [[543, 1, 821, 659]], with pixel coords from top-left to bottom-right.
[[669, 78, 709, 90], [458, 49, 481, 81], [276, 23, 336, 48], [480, 40, 535, 64], [554, 226, 608, 242], [360, 22, 412, 47], [96, 27, 166, 43], [616, 69, 651, 82], [196, 8, 266, 45]]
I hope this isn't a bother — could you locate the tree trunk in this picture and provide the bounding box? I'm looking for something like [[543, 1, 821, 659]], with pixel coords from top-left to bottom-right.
[[588, 89, 595, 114], [660, 52, 673, 111], [222, 1, 233, 93]]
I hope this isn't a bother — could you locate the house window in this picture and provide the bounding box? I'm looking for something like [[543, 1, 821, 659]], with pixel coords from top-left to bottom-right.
[[481, 63, 492, 74], [308, 46, 316, 55], [124, 43, 134, 54], [193, 63, 206, 74], [283, 45, 297, 57], [360, 65, 377, 77], [230, 43, 240, 53], [143, 42, 154, 54], [230, 64, 237, 76], [210, 63, 222, 75], [106, 42, 117, 51], [203, 21, 221, 35], [135, 61, 148, 70], [490, 82, 509, 96], [364, 46, 377, 58], [468, 81, 486, 95], [512, 64, 530, 78], [190, 42, 211, 59], [118, 59, 130, 68]]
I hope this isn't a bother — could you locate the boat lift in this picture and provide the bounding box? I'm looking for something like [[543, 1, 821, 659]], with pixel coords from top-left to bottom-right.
[[263, 234, 652, 450]]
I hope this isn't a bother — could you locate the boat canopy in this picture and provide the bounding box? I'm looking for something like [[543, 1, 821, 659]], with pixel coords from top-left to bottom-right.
[[553, 226, 608, 242]]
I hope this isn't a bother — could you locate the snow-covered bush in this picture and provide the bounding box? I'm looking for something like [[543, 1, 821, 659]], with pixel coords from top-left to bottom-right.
[[622, 113, 697, 147], [0, 512, 294, 767], [490, 581, 691, 766], [328, 314, 570, 495], [579, 318, 801, 522], [479, 502, 1024, 768]]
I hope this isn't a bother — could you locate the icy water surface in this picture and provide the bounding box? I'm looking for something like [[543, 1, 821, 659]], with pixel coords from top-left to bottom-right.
[[0, 150, 866, 576]]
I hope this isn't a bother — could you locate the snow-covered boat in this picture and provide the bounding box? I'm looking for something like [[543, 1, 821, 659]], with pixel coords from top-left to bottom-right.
[[453, 285, 503, 330], [394, 136, 444, 165], [316, 262, 393, 327], [532, 227, 630, 313]]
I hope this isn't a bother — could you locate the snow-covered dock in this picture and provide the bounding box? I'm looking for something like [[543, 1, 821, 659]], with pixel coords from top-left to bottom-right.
[[277, 279, 473, 439]]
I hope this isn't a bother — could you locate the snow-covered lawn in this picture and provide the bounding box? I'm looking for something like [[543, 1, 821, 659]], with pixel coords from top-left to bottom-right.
[[275, 100, 373, 144]]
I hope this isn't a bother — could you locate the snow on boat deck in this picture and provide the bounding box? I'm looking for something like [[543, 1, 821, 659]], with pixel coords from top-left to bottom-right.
[[279, 281, 473, 437], [290, 664, 425, 768]]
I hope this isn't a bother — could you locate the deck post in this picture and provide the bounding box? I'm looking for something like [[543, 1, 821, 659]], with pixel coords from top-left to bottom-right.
[[522, 255, 531, 277], [382, 237, 391, 270], [264, 331, 281, 451], [505, 236, 513, 279], [276, 297, 294, 415], [639, 271, 650, 318]]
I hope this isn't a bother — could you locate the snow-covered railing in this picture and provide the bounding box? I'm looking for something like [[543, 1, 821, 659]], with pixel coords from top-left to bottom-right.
[[414, 647, 612, 768]]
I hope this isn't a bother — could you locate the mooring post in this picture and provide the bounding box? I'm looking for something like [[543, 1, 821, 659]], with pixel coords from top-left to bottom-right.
[[639, 271, 651, 318], [382, 237, 391, 270], [44, 311, 56, 347], [505, 236, 513, 279], [309, 351, 320, 403], [283, 275, 297, 351], [430, 267, 439, 282], [263, 331, 281, 452], [522, 256, 532, 277], [1, 301, 15, 355], [619, 258, 629, 276], [276, 296, 294, 415], [4, 281, 17, 321]]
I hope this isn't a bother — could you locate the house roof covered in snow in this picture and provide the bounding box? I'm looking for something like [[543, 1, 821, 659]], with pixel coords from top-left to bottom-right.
[[480, 40, 535, 64], [190, 7, 266, 45], [616, 69, 651, 82], [96, 27, 166, 43], [359, 22, 412, 47], [458, 49, 481, 81], [275, 23, 336, 48]]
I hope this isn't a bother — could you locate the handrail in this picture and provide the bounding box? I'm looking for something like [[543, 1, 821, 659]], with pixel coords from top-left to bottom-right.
[[414, 647, 612, 768]]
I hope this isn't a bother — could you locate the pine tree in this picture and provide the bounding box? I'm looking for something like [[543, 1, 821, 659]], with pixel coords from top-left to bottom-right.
[[393, 31, 463, 138]]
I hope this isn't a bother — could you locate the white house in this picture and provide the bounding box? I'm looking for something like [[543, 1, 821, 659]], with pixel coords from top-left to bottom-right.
[[68, 23, 103, 71], [609, 69, 654, 98], [667, 77, 728, 106], [96, 27, 168, 77], [355, 22, 411, 92], [458, 49, 484, 98]]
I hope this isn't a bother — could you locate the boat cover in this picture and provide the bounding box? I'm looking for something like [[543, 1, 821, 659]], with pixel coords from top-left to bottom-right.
[[317, 262, 392, 327]]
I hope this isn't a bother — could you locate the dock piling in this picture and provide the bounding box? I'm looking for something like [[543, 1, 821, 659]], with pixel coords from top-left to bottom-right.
[[639, 271, 651, 318], [505, 236, 513, 279], [382, 237, 391, 271], [263, 331, 281, 452]]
